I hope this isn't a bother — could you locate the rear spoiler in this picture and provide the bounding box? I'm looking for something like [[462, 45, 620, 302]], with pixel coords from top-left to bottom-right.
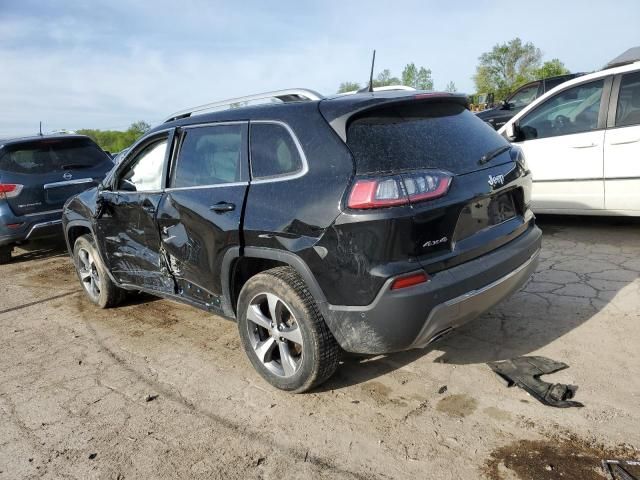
[[319, 92, 469, 142]]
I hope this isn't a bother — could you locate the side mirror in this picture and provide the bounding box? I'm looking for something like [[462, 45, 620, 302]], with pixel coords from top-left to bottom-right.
[[501, 100, 512, 110], [505, 122, 522, 142], [119, 179, 137, 192]]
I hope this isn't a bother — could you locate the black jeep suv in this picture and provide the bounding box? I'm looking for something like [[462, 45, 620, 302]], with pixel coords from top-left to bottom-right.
[[62, 89, 541, 392], [0, 134, 113, 263]]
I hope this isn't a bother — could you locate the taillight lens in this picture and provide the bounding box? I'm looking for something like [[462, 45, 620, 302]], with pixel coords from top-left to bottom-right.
[[347, 171, 452, 209], [0, 184, 23, 200], [391, 271, 430, 290]]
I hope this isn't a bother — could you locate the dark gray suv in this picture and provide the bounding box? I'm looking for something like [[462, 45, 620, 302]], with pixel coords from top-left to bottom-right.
[[0, 134, 113, 263]]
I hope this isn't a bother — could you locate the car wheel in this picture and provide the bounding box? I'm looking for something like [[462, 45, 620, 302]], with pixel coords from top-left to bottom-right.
[[73, 234, 124, 308], [237, 266, 340, 393], [0, 245, 12, 265]]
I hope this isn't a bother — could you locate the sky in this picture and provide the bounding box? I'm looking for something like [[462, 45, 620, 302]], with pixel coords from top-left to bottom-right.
[[0, 0, 639, 136]]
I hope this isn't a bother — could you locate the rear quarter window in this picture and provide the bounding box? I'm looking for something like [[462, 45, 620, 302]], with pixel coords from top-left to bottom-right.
[[0, 138, 109, 174], [250, 123, 303, 179], [346, 102, 508, 175]]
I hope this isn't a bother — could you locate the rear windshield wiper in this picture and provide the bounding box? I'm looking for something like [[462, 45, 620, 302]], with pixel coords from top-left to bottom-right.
[[478, 145, 511, 165]]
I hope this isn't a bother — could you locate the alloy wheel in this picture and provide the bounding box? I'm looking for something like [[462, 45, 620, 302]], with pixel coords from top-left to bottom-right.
[[246, 292, 303, 378], [77, 247, 101, 301]]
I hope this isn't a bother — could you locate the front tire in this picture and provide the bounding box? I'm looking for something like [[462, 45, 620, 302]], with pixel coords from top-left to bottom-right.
[[237, 266, 340, 393], [0, 245, 11, 265], [73, 235, 124, 308]]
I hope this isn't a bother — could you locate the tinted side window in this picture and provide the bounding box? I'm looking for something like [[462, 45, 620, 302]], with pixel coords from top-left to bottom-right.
[[508, 83, 541, 109], [544, 77, 569, 92], [250, 123, 303, 179], [519, 80, 604, 140], [615, 71, 640, 127], [120, 139, 167, 191], [172, 125, 244, 188]]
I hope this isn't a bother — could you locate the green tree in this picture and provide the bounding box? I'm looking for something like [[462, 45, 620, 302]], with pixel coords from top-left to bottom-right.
[[533, 58, 570, 79], [337, 81, 361, 93], [129, 120, 151, 136], [77, 120, 151, 153], [415, 67, 433, 90], [473, 38, 542, 101], [402, 63, 433, 90], [444, 81, 457, 93], [402, 63, 418, 87], [337, 62, 433, 92], [373, 69, 401, 87]]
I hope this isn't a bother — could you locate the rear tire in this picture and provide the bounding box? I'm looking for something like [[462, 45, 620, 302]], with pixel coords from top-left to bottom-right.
[[73, 235, 124, 308], [237, 266, 340, 393], [0, 245, 11, 265]]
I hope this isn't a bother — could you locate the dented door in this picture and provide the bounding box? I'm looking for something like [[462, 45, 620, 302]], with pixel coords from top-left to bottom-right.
[[156, 186, 247, 309], [156, 122, 248, 311], [94, 132, 173, 292], [96, 191, 171, 291]]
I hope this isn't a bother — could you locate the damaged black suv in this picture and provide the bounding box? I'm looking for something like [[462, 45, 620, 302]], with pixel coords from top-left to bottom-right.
[[63, 88, 541, 392]]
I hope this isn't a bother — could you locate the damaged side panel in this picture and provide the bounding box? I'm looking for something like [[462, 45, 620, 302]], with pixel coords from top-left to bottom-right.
[[94, 190, 174, 292], [156, 185, 248, 313]]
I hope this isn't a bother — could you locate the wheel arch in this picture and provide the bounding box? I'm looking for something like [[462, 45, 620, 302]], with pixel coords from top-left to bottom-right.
[[65, 220, 94, 254], [65, 220, 121, 287], [221, 247, 329, 319]]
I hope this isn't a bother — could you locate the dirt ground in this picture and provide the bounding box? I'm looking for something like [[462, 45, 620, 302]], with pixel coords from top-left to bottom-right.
[[1, 216, 639, 479]]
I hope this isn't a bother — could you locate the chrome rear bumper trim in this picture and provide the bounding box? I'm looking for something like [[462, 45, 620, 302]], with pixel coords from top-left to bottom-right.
[[25, 219, 63, 240]]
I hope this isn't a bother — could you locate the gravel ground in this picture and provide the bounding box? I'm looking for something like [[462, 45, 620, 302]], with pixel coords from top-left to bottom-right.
[[0, 216, 638, 479]]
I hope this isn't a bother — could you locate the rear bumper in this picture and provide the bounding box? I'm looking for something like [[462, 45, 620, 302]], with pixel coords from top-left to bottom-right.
[[324, 224, 542, 354], [0, 205, 63, 247]]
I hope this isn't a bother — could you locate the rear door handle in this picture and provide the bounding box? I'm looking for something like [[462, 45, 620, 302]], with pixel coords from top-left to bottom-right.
[[570, 143, 597, 149], [210, 202, 235, 213], [609, 138, 640, 145]]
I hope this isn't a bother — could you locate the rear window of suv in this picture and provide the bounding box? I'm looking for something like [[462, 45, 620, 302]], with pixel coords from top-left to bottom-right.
[[0, 138, 109, 174], [346, 102, 509, 175]]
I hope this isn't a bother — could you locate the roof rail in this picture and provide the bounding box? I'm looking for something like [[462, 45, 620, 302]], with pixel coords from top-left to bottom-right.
[[163, 88, 324, 123]]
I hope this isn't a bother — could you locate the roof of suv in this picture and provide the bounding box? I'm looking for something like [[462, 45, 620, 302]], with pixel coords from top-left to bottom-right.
[[0, 134, 93, 149], [156, 90, 469, 140]]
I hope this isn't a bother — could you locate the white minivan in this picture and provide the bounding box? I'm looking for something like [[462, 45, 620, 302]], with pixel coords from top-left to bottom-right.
[[499, 61, 640, 216]]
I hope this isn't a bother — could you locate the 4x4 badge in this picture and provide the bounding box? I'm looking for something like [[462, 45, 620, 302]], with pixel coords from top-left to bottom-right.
[[423, 236, 448, 248], [488, 174, 504, 188]]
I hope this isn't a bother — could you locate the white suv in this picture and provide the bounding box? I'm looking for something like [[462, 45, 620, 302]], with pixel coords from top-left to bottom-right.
[[499, 60, 640, 216]]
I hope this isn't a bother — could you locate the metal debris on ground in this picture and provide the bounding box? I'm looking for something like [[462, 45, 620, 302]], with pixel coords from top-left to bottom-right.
[[602, 459, 640, 480], [487, 356, 584, 408]]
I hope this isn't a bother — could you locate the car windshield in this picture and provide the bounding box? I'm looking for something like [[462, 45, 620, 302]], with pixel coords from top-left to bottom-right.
[[508, 84, 539, 108], [0, 138, 108, 174]]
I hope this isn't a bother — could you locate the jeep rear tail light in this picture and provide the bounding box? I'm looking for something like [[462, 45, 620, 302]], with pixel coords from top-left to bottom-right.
[[347, 171, 451, 209], [0, 184, 23, 200]]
